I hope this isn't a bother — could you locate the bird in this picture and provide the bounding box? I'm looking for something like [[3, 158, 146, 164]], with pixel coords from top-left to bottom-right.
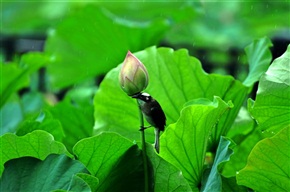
[[132, 92, 166, 153]]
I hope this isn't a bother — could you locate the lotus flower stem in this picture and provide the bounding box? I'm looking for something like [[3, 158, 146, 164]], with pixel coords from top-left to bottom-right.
[[137, 100, 149, 192]]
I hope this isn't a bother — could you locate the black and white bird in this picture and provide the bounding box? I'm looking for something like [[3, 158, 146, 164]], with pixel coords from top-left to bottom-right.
[[132, 92, 166, 153]]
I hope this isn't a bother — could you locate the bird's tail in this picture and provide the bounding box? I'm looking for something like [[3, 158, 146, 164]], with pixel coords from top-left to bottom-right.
[[154, 128, 160, 153]]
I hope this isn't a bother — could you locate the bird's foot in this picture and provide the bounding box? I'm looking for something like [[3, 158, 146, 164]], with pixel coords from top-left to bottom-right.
[[139, 126, 152, 131]]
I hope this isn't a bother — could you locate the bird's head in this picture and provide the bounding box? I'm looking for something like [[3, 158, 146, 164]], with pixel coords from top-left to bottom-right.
[[132, 92, 152, 105]]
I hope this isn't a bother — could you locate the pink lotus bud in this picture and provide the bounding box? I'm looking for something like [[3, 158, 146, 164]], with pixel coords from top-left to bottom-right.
[[119, 51, 149, 96]]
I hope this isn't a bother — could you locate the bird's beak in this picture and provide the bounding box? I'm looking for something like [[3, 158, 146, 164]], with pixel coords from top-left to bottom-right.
[[131, 92, 141, 99]]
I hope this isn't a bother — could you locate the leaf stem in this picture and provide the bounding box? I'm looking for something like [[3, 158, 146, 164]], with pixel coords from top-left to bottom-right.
[[137, 100, 149, 192]]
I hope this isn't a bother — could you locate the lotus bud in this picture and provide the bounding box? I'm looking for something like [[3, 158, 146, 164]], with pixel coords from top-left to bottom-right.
[[119, 51, 149, 96]]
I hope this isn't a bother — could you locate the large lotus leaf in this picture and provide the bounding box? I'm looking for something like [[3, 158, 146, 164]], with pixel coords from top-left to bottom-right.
[[48, 99, 94, 153], [93, 46, 248, 144], [145, 143, 192, 191], [243, 37, 272, 87], [226, 107, 255, 144], [76, 173, 99, 192], [0, 154, 89, 191], [221, 176, 247, 192], [222, 107, 263, 178], [95, 144, 145, 191], [45, 5, 169, 90], [237, 126, 290, 191], [73, 132, 135, 191], [159, 97, 231, 190], [99, 142, 193, 192], [0, 130, 70, 176], [248, 45, 290, 132], [222, 129, 264, 178], [16, 110, 65, 142]]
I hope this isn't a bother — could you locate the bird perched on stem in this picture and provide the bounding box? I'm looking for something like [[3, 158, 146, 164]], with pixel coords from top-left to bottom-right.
[[132, 92, 166, 153]]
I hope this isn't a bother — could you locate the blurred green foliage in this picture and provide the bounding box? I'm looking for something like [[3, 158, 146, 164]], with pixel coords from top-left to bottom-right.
[[2, 1, 289, 47], [2, 1, 289, 91]]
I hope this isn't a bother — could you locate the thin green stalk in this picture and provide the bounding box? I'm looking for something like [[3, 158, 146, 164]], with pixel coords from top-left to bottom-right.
[[137, 101, 149, 192]]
